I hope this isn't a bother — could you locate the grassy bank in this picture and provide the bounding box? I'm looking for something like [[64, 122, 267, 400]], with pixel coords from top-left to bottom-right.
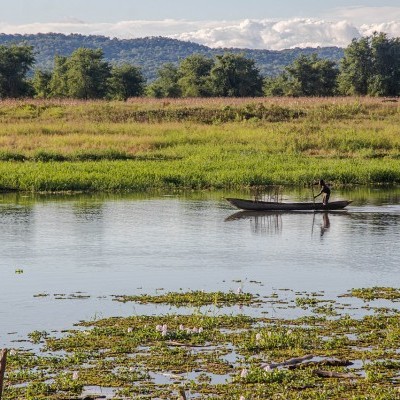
[[0, 98, 400, 191], [3, 287, 400, 399]]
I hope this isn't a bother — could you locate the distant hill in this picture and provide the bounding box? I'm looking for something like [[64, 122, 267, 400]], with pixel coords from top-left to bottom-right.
[[0, 33, 344, 81]]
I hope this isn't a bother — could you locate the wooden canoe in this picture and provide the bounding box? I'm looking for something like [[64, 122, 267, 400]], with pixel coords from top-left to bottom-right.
[[226, 198, 352, 211]]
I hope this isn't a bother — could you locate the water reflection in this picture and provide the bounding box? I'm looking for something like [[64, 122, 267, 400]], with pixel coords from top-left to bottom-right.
[[226, 210, 343, 237], [225, 211, 283, 235], [320, 213, 330, 237]]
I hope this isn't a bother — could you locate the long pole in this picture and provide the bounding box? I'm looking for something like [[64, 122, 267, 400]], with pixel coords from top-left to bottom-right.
[[0, 349, 7, 400], [311, 180, 316, 208]]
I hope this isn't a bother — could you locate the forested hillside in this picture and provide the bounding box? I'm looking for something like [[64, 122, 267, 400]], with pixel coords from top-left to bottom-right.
[[0, 33, 344, 80]]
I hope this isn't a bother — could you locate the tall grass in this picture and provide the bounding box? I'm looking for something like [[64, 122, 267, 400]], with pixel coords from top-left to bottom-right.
[[0, 98, 399, 191]]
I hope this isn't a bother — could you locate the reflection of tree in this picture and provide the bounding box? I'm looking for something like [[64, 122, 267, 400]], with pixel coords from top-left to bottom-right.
[[225, 211, 283, 235], [250, 214, 282, 235]]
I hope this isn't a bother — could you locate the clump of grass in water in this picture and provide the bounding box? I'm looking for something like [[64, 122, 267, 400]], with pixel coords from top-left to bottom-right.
[[112, 290, 259, 307], [344, 287, 400, 301], [4, 288, 400, 399]]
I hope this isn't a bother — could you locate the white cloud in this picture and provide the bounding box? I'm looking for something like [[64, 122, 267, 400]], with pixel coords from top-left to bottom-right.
[[175, 19, 362, 50], [1, 17, 400, 50]]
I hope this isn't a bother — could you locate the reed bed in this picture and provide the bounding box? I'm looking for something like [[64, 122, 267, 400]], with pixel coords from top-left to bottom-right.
[[0, 98, 399, 191]]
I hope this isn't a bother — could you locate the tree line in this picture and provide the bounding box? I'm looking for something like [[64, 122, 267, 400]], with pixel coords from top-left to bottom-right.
[[1, 32, 399, 100], [0, 33, 344, 81]]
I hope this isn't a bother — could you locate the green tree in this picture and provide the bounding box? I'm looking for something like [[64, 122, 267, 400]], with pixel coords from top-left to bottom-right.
[[338, 33, 400, 96], [209, 53, 263, 97], [369, 33, 400, 96], [107, 64, 145, 100], [338, 37, 372, 95], [263, 73, 302, 97], [0, 44, 35, 98], [65, 48, 111, 99], [32, 69, 52, 98], [49, 55, 69, 97], [146, 63, 181, 98], [177, 54, 214, 97], [285, 54, 338, 96]]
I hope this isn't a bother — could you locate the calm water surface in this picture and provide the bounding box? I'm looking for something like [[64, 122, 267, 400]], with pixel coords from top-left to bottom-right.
[[0, 188, 399, 346]]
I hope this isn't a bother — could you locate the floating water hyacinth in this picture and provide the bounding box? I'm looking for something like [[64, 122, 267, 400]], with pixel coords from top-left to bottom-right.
[[240, 368, 248, 378]]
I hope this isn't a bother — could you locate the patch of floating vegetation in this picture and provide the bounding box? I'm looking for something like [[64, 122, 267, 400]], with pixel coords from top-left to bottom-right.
[[343, 286, 400, 301], [112, 290, 260, 307], [3, 288, 400, 399]]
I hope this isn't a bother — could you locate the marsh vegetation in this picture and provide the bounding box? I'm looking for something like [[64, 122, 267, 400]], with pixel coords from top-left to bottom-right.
[[3, 287, 400, 399], [0, 97, 399, 192]]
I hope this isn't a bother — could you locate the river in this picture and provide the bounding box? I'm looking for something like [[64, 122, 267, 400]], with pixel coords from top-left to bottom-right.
[[0, 187, 399, 347]]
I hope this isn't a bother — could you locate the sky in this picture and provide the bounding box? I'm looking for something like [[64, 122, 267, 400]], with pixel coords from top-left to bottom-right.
[[0, 0, 399, 49]]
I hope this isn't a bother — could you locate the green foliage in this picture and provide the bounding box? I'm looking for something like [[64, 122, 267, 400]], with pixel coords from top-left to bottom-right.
[[107, 63, 145, 100], [263, 73, 302, 97], [0, 33, 345, 81], [210, 53, 263, 97], [177, 54, 214, 97], [49, 56, 69, 97], [64, 48, 110, 99], [285, 54, 338, 96], [146, 63, 181, 98], [338, 36, 372, 95], [31, 69, 52, 98], [338, 33, 400, 96], [0, 44, 35, 98]]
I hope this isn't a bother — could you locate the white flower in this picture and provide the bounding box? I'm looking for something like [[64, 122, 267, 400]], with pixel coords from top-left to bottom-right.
[[264, 365, 271, 372], [240, 368, 248, 378], [179, 324, 185, 330], [9, 349, 16, 356], [237, 287, 243, 294], [287, 329, 293, 335], [127, 327, 133, 333], [198, 327, 203, 334], [192, 327, 199, 333], [156, 325, 163, 332], [72, 371, 79, 380], [239, 396, 246, 400], [161, 330, 168, 337], [162, 324, 168, 331], [267, 331, 272, 337], [255, 333, 261, 341]]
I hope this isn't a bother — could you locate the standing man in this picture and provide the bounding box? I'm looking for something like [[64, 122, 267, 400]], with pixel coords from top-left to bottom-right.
[[314, 179, 331, 205]]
